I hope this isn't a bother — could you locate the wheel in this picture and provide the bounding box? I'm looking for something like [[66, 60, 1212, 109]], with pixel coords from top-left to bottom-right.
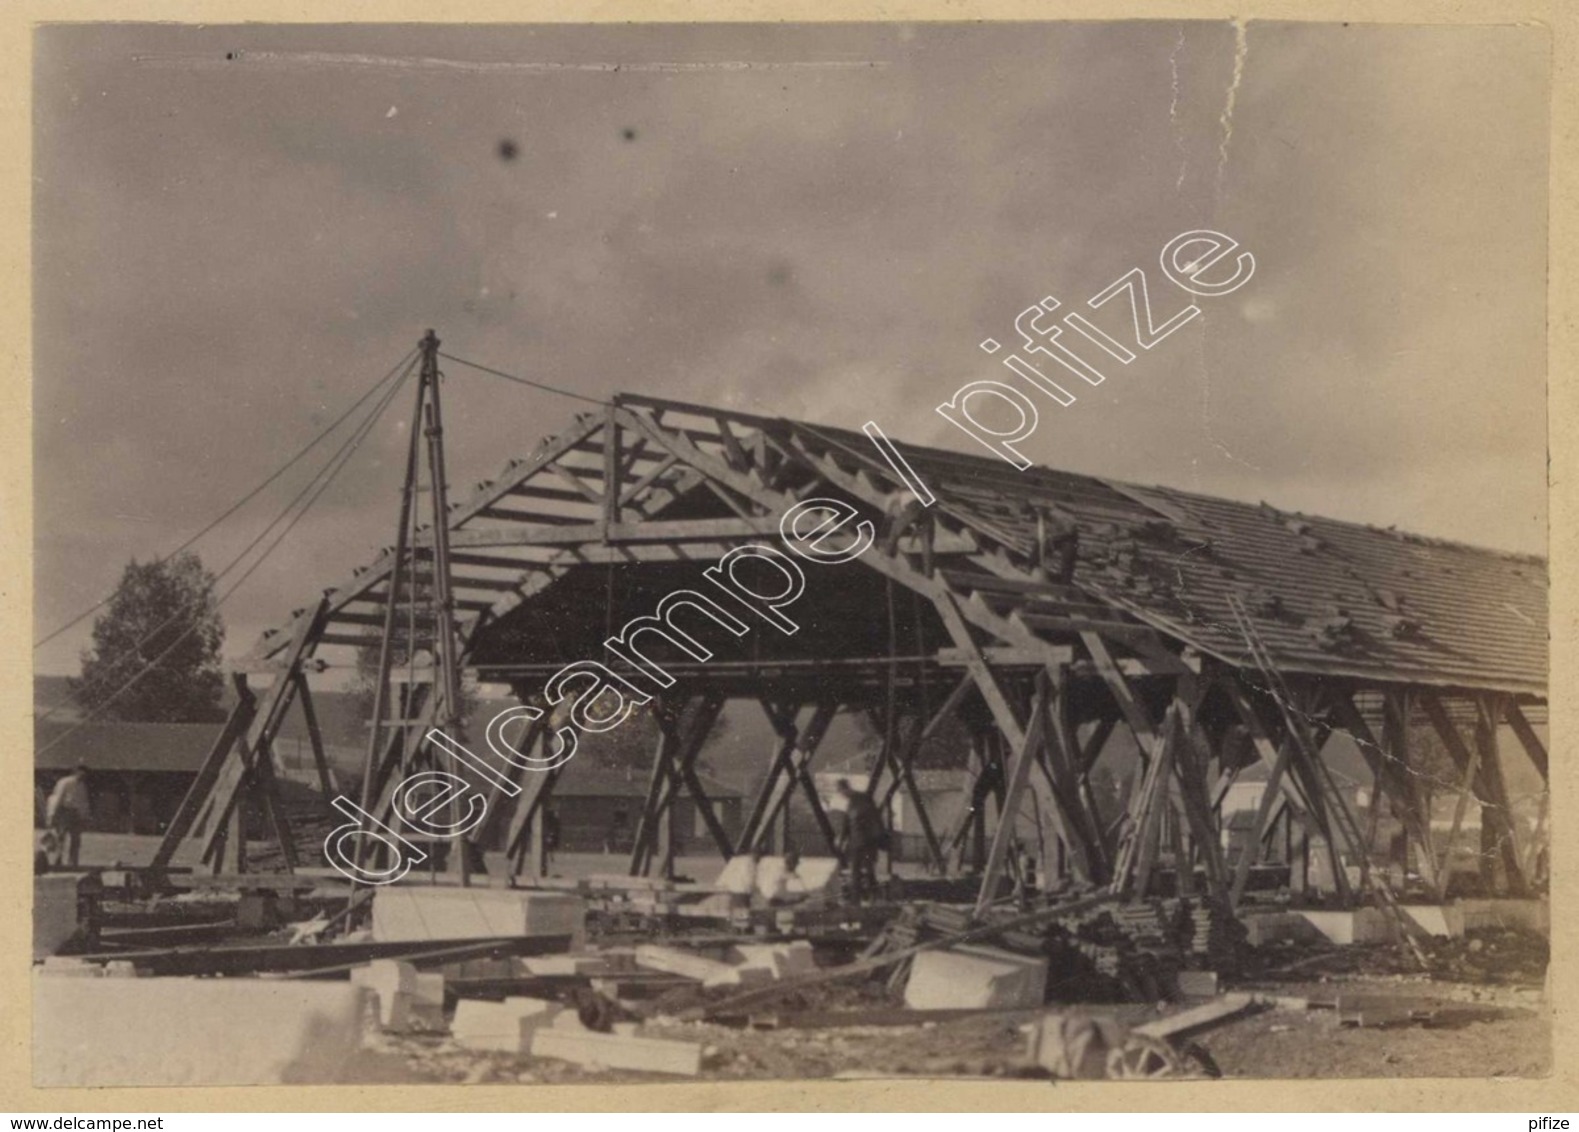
[[1106, 1034, 1183, 1079]]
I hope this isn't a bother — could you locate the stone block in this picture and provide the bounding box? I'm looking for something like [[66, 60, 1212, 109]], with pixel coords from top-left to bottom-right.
[[713, 855, 840, 901], [904, 945, 1048, 1011], [634, 944, 736, 983], [726, 941, 817, 980], [520, 955, 617, 977], [33, 875, 81, 961], [451, 996, 560, 1053], [34, 977, 366, 1086], [372, 887, 585, 947], [1457, 898, 1548, 934], [414, 971, 445, 1005], [530, 1027, 702, 1075], [1296, 908, 1396, 945], [37, 957, 101, 978], [237, 891, 280, 932], [352, 960, 447, 1032], [1399, 904, 1464, 937]]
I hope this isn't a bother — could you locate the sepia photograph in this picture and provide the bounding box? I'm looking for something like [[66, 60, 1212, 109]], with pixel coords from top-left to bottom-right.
[[27, 18, 1552, 1095]]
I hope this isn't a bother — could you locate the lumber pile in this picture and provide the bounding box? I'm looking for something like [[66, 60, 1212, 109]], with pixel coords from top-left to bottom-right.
[[864, 895, 1247, 1004]]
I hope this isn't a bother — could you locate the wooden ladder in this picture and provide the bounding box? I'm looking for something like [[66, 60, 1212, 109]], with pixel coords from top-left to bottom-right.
[[1225, 596, 1428, 965]]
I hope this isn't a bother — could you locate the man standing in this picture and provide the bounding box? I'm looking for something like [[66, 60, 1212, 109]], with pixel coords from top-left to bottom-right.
[[46, 763, 92, 868], [835, 779, 885, 903]]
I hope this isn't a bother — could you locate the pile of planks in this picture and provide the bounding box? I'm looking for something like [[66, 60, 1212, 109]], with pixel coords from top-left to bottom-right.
[[864, 896, 1247, 1004]]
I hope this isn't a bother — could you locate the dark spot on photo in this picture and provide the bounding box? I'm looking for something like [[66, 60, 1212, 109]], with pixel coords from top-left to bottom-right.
[[622, 127, 638, 142], [498, 139, 519, 161]]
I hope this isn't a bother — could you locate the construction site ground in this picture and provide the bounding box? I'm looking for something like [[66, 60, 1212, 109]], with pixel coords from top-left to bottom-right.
[[337, 948, 1551, 1084], [55, 840, 1551, 1086]]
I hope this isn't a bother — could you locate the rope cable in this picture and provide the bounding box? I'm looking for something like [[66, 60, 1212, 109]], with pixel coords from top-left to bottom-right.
[[35, 348, 419, 649], [43, 355, 420, 720], [37, 359, 415, 754], [436, 351, 611, 407]]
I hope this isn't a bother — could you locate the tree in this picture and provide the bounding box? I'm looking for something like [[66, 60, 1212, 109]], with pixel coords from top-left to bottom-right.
[[71, 552, 226, 722], [850, 705, 974, 770]]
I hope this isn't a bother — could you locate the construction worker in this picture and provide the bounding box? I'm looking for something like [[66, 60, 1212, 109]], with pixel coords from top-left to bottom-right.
[[1030, 507, 1080, 584], [764, 847, 810, 906], [881, 489, 930, 556], [835, 779, 885, 903], [46, 763, 92, 868]]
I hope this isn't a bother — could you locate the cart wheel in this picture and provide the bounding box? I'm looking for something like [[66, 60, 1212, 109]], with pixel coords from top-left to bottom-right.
[[1106, 1035, 1182, 1079]]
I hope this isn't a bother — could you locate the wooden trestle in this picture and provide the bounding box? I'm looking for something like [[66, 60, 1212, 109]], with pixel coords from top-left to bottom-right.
[[152, 335, 1549, 910]]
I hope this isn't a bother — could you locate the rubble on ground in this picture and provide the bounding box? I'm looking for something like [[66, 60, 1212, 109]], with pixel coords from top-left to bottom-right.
[[33, 863, 1551, 1084]]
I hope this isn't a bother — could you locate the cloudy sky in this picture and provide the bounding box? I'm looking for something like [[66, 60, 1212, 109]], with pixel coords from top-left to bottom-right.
[[33, 21, 1549, 675]]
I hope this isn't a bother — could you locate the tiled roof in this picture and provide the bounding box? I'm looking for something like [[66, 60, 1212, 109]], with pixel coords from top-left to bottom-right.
[[797, 419, 1547, 697]]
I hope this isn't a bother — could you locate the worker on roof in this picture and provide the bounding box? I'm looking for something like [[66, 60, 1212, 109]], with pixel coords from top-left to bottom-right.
[[835, 779, 886, 903], [45, 763, 91, 868], [1030, 507, 1079, 585], [881, 488, 930, 556]]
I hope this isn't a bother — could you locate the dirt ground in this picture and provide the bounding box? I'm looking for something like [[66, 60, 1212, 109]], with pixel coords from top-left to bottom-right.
[[343, 972, 1550, 1085]]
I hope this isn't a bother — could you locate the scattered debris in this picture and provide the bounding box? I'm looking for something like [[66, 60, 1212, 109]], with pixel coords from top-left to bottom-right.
[[530, 1026, 704, 1076]]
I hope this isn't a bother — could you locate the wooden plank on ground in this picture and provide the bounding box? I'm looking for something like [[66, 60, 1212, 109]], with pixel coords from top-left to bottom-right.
[[1132, 993, 1256, 1040]]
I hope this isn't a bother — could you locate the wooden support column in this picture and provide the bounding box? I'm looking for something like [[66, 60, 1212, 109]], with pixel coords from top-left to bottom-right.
[[1328, 692, 1436, 892], [602, 403, 622, 530], [1171, 715, 1230, 905], [292, 673, 337, 803], [1435, 708, 1483, 901], [631, 694, 727, 877], [1043, 682, 1108, 882], [1126, 706, 1183, 900], [1473, 695, 1526, 896], [630, 703, 685, 877], [1421, 694, 1526, 896], [934, 593, 1089, 901], [151, 678, 258, 871], [1504, 702, 1548, 783], [741, 701, 836, 853], [1230, 735, 1293, 904], [739, 700, 803, 852], [250, 739, 300, 870], [876, 683, 970, 874], [972, 673, 1051, 916]]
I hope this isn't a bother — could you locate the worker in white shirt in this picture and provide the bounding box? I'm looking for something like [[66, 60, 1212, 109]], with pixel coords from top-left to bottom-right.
[[46, 763, 92, 868]]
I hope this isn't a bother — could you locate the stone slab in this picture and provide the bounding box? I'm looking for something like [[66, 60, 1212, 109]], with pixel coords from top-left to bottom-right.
[[451, 996, 560, 1053], [530, 1027, 702, 1075], [1295, 908, 1396, 945], [33, 875, 80, 961], [34, 976, 366, 1086], [372, 887, 586, 947], [904, 945, 1048, 1011], [726, 941, 817, 980]]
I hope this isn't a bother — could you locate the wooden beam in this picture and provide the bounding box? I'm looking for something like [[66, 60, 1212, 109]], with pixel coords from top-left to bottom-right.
[[150, 677, 258, 871], [1434, 702, 1484, 901], [423, 516, 777, 550], [1503, 701, 1549, 783], [972, 673, 1049, 917], [933, 592, 1086, 896], [603, 404, 622, 528], [292, 673, 336, 801], [1230, 736, 1293, 905]]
